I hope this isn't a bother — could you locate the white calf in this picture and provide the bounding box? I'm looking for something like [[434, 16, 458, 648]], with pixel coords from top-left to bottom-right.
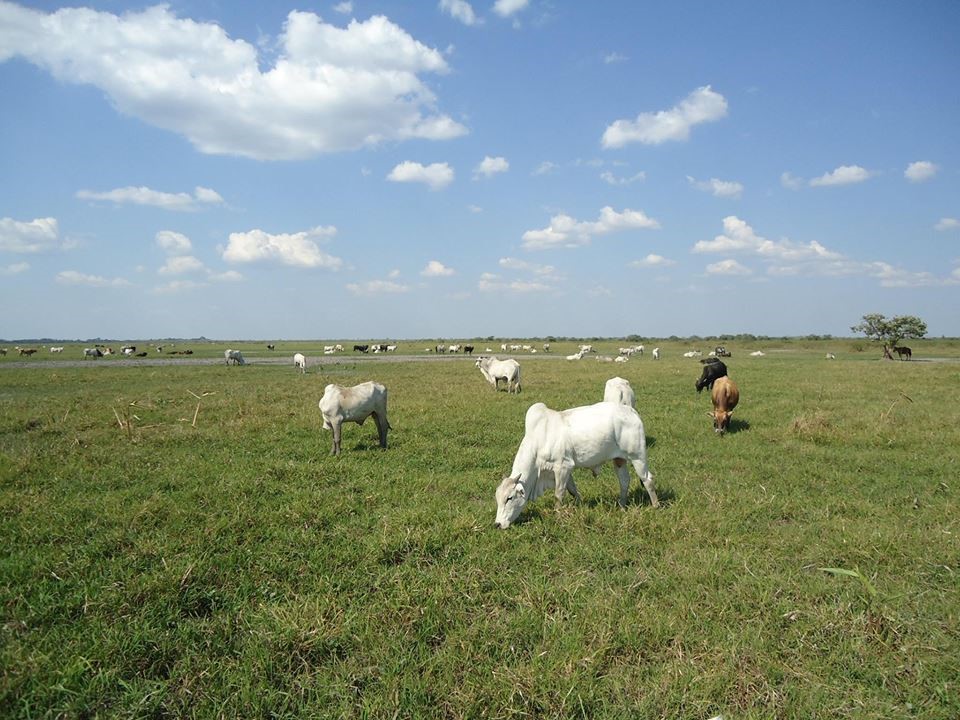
[[294, 352, 307, 373], [319, 381, 390, 456]]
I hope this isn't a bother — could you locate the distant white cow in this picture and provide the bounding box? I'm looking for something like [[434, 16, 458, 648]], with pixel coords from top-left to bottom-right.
[[83, 347, 102, 359], [750, 350, 766, 357], [614, 355, 628, 364], [652, 347, 660, 360], [294, 352, 307, 373], [224, 349, 246, 365], [825, 352, 836, 360], [566, 350, 585, 361], [319, 381, 390, 456], [494, 401, 659, 529], [476, 356, 522, 393]]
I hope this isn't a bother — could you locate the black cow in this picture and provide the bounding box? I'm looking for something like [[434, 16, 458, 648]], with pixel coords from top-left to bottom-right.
[[464, 345, 474, 355], [354, 344, 369, 353], [696, 358, 728, 393], [894, 345, 912, 361]]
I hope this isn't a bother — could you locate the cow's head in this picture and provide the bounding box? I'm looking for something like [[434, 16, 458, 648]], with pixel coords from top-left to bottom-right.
[[494, 474, 526, 529], [712, 409, 734, 434]]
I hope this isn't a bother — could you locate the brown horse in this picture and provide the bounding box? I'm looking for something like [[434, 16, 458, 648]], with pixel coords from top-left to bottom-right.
[[893, 345, 912, 361]]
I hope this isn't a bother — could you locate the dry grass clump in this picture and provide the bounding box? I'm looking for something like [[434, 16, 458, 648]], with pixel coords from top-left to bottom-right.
[[791, 409, 832, 440]]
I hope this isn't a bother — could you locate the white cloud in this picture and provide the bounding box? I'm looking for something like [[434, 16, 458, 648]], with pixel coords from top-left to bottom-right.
[[532, 161, 558, 176], [421, 260, 455, 277], [687, 176, 743, 199], [159, 255, 205, 275], [0, 217, 59, 253], [155, 231, 193, 254], [522, 206, 660, 250], [904, 161, 938, 183], [493, 0, 529, 18], [498, 257, 559, 278], [222, 226, 342, 269], [333, 2, 353, 14], [77, 185, 224, 211], [440, 0, 480, 25], [1, 262, 30, 275], [346, 279, 410, 295], [780, 172, 804, 190], [631, 254, 675, 268], [387, 161, 455, 190], [706, 259, 752, 276], [477, 272, 548, 293], [601, 86, 728, 148], [935, 217, 959, 231], [0, 5, 466, 160], [56, 270, 131, 287], [809, 165, 873, 187], [600, 170, 645, 186], [474, 155, 509, 179], [153, 279, 206, 294], [208, 270, 243, 282], [603, 52, 627, 64], [693, 216, 842, 263]]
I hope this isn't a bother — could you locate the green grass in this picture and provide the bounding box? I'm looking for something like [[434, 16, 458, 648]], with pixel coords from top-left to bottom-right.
[[1, 343, 958, 718]]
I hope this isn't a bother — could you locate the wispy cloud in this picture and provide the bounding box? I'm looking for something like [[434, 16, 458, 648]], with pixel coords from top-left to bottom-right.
[[56, 270, 131, 287], [687, 176, 743, 199], [631, 254, 675, 268], [492, 0, 529, 18], [601, 85, 728, 148], [1, 262, 30, 275], [809, 165, 873, 187], [522, 206, 659, 250], [346, 279, 410, 295], [440, 0, 480, 26], [935, 217, 959, 231], [603, 52, 628, 64], [77, 185, 224, 211], [706, 259, 752, 276], [387, 161, 455, 190], [601, 170, 645, 186]]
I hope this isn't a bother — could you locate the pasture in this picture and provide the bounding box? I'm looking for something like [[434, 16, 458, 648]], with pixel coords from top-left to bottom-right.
[[1, 342, 958, 718]]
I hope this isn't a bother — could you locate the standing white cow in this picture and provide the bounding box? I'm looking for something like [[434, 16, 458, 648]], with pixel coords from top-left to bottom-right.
[[475, 356, 521, 393], [494, 401, 659, 528], [293, 352, 307, 373], [319, 381, 390, 456]]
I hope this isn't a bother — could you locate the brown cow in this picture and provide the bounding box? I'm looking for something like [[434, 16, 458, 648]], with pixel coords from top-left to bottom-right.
[[710, 376, 739, 435]]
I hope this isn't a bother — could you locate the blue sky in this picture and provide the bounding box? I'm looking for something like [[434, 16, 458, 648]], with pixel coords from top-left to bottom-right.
[[1, 0, 958, 340]]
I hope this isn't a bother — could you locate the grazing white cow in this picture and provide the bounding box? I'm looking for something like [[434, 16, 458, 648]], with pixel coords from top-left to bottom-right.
[[825, 352, 836, 360], [494, 401, 659, 528], [224, 349, 246, 365], [294, 352, 307, 373], [652, 347, 660, 360], [749, 350, 765, 357], [475, 356, 522, 393], [319, 381, 390, 456], [603, 377, 636, 409]]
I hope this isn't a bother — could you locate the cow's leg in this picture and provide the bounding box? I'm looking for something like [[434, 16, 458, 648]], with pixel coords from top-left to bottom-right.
[[613, 458, 631, 507], [565, 474, 581, 501], [331, 420, 342, 456], [372, 412, 388, 449], [554, 468, 571, 503], [629, 456, 660, 508]]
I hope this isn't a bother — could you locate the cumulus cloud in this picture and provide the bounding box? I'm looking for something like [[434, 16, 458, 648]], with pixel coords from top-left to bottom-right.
[[631, 254, 675, 268], [0, 4, 466, 160], [77, 186, 224, 211], [155, 231, 193, 254], [809, 165, 873, 187], [1, 262, 29, 275], [694, 216, 843, 263], [56, 270, 130, 287], [0, 217, 59, 253], [601, 86, 728, 148], [935, 218, 959, 231], [346, 279, 410, 295], [421, 260, 455, 277], [905, 161, 938, 183], [159, 255, 205, 275], [222, 226, 342, 268], [387, 161, 455, 190], [687, 176, 743, 199], [706, 259, 751, 276], [440, 0, 480, 25], [522, 206, 660, 251], [474, 155, 509, 179], [493, 0, 529, 18]]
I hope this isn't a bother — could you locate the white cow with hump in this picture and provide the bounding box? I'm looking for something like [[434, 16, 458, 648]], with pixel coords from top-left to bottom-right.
[[475, 356, 522, 393], [494, 401, 659, 529], [319, 381, 391, 456]]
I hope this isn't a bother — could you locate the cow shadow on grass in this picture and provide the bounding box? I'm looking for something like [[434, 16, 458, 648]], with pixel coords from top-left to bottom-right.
[[724, 418, 750, 434]]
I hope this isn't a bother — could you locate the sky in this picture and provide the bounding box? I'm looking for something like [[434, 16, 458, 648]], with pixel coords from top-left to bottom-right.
[[1, 0, 958, 341]]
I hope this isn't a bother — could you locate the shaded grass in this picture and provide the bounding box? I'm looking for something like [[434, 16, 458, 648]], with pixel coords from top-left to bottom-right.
[[1, 348, 958, 718]]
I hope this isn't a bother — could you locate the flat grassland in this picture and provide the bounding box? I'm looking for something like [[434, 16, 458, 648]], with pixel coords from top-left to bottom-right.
[[1, 340, 958, 718]]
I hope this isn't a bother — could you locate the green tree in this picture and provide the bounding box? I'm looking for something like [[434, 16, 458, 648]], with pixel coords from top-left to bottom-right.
[[851, 313, 927, 359]]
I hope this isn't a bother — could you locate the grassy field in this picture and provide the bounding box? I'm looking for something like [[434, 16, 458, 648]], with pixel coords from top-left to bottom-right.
[[1, 341, 958, 718]]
